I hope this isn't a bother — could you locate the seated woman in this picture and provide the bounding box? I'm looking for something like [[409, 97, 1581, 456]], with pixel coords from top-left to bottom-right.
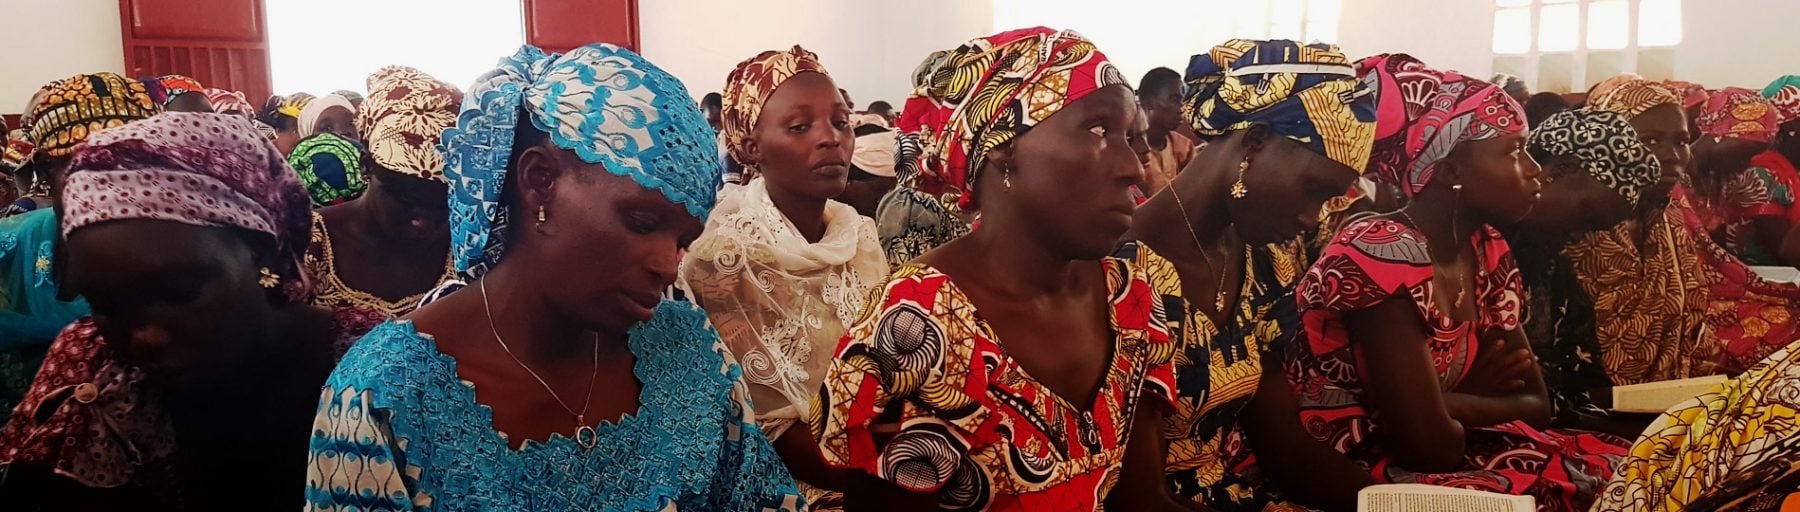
[[302, 44, 802, 510], [304, 66, 460, 317], [0, 112, 383, 510], [0, 73, 159, 420], [1123, 39, 1381, 512], [812, 27, 1184, 512], [1577, 81, 1800, 379], [259, 92, 314, 155], [144, 74, 212, 113], [1756, 76, 1800, 266], [680, 46, 886, 508], [287, 132, 368, 207], [205, 88, 256, 120], [1503, 110, 1664, 437], [1686, 89, 1781, 263], [1287, 54, 1627, 510]]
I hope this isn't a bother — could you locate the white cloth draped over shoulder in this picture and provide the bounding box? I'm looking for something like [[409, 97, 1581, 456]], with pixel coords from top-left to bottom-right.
[[679, 178, 888, 439]]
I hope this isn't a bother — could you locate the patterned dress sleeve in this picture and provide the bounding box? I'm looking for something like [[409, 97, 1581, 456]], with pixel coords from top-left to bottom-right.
[[1296, 219, 1433, 314], [304, 328, 417, 512], [1476, 228, 1525, 332], [710, 351, 806, 511], [810, 271, 973, 493]]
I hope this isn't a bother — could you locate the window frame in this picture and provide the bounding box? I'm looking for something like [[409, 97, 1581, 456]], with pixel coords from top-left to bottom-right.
[[1493, 0, 1682, 92]]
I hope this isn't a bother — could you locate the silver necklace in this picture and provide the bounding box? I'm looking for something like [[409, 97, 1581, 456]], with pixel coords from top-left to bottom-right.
[[479, 278, 602, 449]]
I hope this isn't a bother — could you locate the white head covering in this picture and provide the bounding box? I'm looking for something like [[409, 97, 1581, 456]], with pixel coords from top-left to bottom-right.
[[852, 130, 896, 178], [296, 93, 355, 139]]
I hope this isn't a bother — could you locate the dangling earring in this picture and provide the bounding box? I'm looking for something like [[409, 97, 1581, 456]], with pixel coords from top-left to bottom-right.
[[537, 205, 547, 223], [1230, 155, 1252, 199], [1714, 136, 1725, 144], [258, 267, 279, 289], [1003, 168, 1013, 191], [1450, 183, 1467, 309]]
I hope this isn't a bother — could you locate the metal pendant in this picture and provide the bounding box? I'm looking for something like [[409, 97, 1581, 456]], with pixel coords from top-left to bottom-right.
[[575, 425, 599, 449]]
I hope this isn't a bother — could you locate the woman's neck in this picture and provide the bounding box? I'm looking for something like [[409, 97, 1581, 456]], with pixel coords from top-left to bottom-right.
[[1135, 145, 1238, 261], [955, 221, 1086, 298], [1147, 126, 1173, 151], [763, 178, 829, 243], [478, 263, 632, 368], [1401, 188, 1479, 246]]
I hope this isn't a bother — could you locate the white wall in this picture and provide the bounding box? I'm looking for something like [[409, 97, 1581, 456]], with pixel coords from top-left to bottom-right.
[[639, 0, 990, 107], [0, 0, 126, 116], [1337, 0, 1498, 79]]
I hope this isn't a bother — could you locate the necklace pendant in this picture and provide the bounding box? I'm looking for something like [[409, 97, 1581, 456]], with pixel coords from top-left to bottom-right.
[[575, 425, 598, 449], [1230, 182, 1248, 199], [1215, 293, 1228, 312]]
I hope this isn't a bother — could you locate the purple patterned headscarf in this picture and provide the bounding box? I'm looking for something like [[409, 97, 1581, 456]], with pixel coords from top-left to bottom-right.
[[61, 112, 313, 300]]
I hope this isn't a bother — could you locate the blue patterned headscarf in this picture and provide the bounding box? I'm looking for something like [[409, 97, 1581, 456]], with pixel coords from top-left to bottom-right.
[[443, 44, 719, 278], [1184, 39, 1377, 173]]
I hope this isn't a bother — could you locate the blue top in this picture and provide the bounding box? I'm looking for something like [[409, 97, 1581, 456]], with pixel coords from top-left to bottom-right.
[[303, 300, 805, 511]]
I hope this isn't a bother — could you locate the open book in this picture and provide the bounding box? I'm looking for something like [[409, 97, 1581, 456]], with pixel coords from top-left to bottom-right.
[[1750, 266, 1800, 284], [1611, 375, 1730, 414], [1358, 484, 1533, 512]]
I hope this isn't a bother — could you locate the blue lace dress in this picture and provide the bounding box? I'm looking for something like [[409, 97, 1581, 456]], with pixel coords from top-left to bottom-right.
[[302, 300, 806, 511]]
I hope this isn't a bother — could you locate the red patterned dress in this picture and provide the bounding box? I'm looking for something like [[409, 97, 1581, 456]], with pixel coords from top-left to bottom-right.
[[1286, 218, 1627, 511], [811, 255, 1179, 511]]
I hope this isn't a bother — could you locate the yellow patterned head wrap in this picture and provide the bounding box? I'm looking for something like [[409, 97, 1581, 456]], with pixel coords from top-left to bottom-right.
[[1184, 39, 1377, 173]]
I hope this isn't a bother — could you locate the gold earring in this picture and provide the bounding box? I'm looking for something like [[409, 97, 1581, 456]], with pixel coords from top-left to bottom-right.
[[537, 205, 547, 223], [1003, 169, 1013, 191], [1230, 156, 1252, 199], [258, 267, 279, 289]]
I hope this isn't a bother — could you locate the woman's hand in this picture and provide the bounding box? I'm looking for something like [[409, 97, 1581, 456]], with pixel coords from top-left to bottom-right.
[[1454, 336, 1535, 397]]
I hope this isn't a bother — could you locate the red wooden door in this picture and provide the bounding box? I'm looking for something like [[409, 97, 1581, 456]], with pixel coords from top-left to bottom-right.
[[119, 0, 272, 105], [523, 0, 639, 54]]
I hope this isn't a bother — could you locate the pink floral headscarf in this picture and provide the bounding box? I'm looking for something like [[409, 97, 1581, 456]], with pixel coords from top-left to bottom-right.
[[1357, 54, 1527, 196]]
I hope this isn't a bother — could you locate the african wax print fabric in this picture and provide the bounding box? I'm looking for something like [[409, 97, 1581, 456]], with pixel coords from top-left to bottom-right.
[[1185, 39, 1377, 173], [23, 73, 158, 158], [0, 209, 90, 423], [1720, 150, 1800, 264], [303, 303, 805, 511], [1760, 76, 1800, 126], [1132, 239, 1315, 511], [154, 75, 203, 105], [302, 212, 455, 317], [1529, 110, 1661, 207], [1587, 79, 1682, 120], [60, 112, 312, 302], [276, 92, 315, 120], [679, 177, 887, 439], [1594, 340, 1800, 512], [901, 26, 1126, 212], [0, 308, 381, 507], [203, 88, 254, 116], [355, 66, 461, 182], [1697, 88, 1779, 144], [1663, 80, 1710, 110], [286, 132, 367, 207], [1142, 131, 1195, 197], [812, 257, 1179, 511], [1591, 73, 1645, 102], [720, 46, 829, 177], [444, 44, 718, 280], [1358, 54, 1526, 196], [1289, 218, 1628, 511]]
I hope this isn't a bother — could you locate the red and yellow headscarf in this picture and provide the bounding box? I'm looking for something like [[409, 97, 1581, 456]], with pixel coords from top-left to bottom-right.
[[899, 27, 1126, 211], [1358, 54, 1525, 196], [720, 46, 830, 176], [1697, 87, 1779, 144]]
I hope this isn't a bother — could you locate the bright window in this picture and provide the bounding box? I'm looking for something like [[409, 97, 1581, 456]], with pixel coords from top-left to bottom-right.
[[1492, 0, 1683, 54], [266, 0, 525, 96]]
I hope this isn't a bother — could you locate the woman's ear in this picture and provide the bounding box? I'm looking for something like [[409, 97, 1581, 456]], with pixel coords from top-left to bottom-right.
[[1240, 123, 1273, 156], [742, 138, 763, 168], [968, 145, 1017, 210], [513, 144, 565, 234]]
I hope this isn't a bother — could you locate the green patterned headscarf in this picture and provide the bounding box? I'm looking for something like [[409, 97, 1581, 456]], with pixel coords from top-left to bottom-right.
[[286, 132, 367, 206]]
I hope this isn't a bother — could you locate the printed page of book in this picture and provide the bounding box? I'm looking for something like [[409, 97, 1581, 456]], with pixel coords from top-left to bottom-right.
[[1357, 484, 1533, 512]]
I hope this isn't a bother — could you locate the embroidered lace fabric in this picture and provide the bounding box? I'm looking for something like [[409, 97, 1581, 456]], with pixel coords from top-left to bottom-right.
[[303, 212, 456, 317]]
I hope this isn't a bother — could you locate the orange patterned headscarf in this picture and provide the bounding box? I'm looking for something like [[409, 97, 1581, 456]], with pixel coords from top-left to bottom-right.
[[899, 27, 1126, 211], [356, 66, 462, 182], [1586, 79, 1681, 119], [721, 46, 829, 175], [24, 73, 160, 158]]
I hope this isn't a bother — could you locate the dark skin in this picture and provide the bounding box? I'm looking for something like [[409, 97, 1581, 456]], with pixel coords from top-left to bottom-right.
[[843, 85, 1185, 511], [403, 139, 702, 449], [1125, 125, 1370, 511], [1632, 104, 1694, 211], [1139, 82, 1184, 151], [164, 93, 214, 113], [1692, 134, 1779, 260], [315, 164, 451, 302], [1352, 133, 1548, 472], [311, 106, 359, 143], [741, 71, 854, 242], [33, 221, 339, 510]]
